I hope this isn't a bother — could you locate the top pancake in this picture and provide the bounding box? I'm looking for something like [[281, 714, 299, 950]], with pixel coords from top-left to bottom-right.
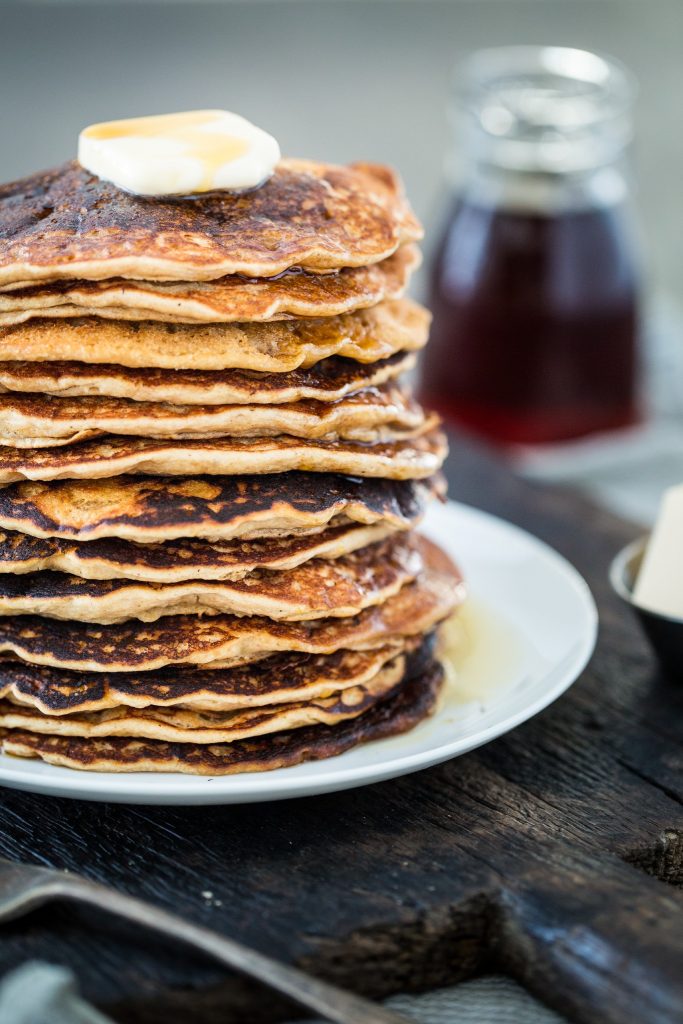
[[0, 160, 422, 287]]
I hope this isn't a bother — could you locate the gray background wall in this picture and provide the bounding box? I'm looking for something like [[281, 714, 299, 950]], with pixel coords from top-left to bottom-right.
[[1, 0, 680, 301]]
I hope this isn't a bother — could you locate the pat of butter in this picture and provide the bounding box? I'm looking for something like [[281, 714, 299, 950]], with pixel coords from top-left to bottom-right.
[[78, 110, 280, 197], [633, 483, 683, 618]]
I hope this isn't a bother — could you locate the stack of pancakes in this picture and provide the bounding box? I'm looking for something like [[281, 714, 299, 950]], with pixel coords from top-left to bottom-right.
[[0, 159, 463, 774]]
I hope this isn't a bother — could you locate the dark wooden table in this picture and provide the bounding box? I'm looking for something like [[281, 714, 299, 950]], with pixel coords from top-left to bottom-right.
[[1, 436, 682, 1024]]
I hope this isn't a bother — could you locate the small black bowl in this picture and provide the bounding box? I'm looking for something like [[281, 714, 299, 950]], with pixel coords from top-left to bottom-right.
[[609, 535, 683, 677]]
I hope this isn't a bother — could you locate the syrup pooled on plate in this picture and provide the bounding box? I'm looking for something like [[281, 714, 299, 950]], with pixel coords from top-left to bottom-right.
[[439, 599, 526, 707]]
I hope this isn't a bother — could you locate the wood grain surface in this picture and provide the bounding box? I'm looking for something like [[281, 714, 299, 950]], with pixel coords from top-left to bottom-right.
[[0, 434, 681, 1024]]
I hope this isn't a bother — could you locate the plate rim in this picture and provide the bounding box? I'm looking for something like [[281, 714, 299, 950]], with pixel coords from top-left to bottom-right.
[[0, 499, 598, 804]]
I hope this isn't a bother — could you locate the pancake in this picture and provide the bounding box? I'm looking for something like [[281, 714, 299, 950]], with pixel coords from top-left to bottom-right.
[[0, 521, 397, 583], [0, 656, 443, 774], [0, 351, 415, 406], [0, 656, 406, 743], [0, 246, 420, 326], [0, 383, 427, 448], [0, 535, 423, 624], [0, 299, 430, 372], [0, 473, 439, 543], [0, 540, 463, 671], [0, 643, 417, 714], [0, 160, 423, 287], [0, 426, 446, 484]]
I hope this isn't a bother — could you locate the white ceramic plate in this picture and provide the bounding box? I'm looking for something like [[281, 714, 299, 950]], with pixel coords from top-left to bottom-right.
[[0, 501, 597, 805]]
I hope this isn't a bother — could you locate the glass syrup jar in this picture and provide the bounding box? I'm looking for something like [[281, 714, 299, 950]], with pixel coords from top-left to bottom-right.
[[419, 46, 642, 446]]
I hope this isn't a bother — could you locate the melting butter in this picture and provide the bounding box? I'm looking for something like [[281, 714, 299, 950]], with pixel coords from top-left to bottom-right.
[[78, 110, 280, 197], [633, 483, 683, 618]]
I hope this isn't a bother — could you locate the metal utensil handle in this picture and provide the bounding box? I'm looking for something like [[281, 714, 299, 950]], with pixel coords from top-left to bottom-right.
[[57, 876, 410, 1024]]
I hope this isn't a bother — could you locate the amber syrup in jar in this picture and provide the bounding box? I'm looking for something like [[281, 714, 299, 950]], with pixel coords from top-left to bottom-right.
[[420, 47, 641, 446]]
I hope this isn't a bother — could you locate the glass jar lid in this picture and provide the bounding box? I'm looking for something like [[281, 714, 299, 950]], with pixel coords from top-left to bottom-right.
[[456, 46, 636, 174]]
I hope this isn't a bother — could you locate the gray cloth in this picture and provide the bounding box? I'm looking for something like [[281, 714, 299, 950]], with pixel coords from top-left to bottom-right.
[[381, 977, 566, 1023], [0, 962, 566, 1024], [293, 977, 567, 1024], [0, 963, 112, 1024]]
